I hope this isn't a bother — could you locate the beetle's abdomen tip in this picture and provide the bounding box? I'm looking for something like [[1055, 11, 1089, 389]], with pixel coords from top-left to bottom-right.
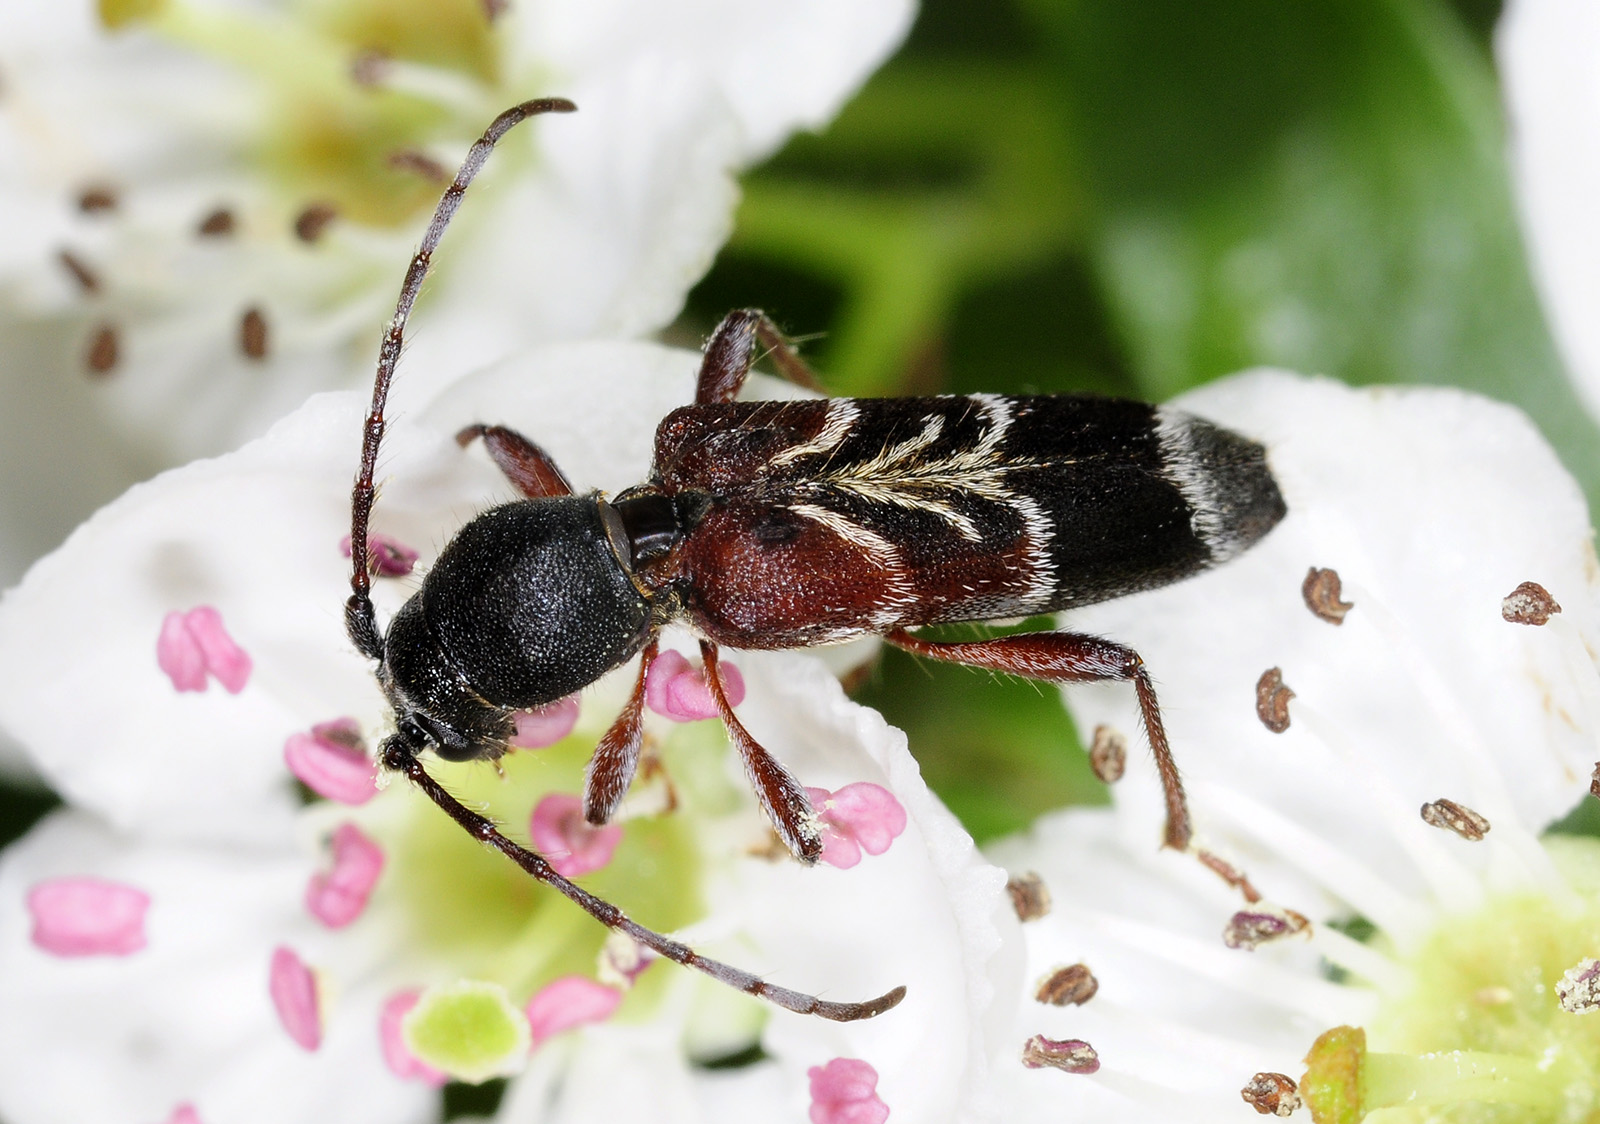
[[1157, 410, 1288, 564]]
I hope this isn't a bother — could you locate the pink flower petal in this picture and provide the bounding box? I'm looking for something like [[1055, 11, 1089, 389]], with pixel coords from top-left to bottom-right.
[[340, 532, 419, 578], [28, 877, 150, 957], [305, 822, 385, 928], [379, 990, 447, 1086], [808, 1057, 889, 1124], [156, 607, 252, 694], [644, 649, 744, 721], [269, 946, 322, 1051], [528, 793, 623, 878], [510, 696, 581, 748], [284, 718, 378, 805], [805, 783, 908, 870], [525, 975, 624, 1048]]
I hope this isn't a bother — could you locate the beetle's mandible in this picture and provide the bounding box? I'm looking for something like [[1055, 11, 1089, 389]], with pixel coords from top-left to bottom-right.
[[344, 100, 1286, 1023]]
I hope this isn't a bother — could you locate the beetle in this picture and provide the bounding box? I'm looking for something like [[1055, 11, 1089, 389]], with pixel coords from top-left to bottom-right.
[[344, 100, 1286, 1024]]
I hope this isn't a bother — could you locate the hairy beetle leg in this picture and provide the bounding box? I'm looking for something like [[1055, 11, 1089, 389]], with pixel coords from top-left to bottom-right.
[[583, 639, 656, 825], [457, 424, 575, 499], [383, 735, 899, 1020], [885, 628, 1193, 853], [696, 308, 824, 405], [701, 640, 824, 864]]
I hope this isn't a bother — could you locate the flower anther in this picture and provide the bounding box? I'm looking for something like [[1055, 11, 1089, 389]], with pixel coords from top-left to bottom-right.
[[807, 1057, 890, 1124], [157, 606, 251, 693], [27, 876, 150, 957]]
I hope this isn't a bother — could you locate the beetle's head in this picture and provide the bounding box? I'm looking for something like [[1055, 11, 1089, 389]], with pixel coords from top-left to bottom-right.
[[376, 497, 655, 762]]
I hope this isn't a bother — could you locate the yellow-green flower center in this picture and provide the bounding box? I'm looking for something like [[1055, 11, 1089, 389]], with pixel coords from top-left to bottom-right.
[[1304, 835, 1600, 1123]]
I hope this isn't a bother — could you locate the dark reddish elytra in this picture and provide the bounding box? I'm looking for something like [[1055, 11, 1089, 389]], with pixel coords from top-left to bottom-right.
[[344, 101, 1285, 1023]]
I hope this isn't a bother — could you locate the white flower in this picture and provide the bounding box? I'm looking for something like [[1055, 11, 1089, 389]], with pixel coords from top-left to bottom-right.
[[0, 341, 1013, 1124], [0, 0, 914, 578], [1500, 0, 1600, 423], [985, 373, 1600, 1120]]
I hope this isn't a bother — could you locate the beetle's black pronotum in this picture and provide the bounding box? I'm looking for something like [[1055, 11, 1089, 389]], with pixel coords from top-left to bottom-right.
[[345, 100, 1286, 1023]]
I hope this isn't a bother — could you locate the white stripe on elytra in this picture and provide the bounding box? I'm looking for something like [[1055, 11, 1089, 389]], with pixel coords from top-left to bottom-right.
[[1154, 407, 1245, 561], [765, 399, 860, 469], [786, 501, 918, 627]]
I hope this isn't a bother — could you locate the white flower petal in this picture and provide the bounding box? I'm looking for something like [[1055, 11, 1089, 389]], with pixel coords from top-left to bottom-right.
[[1500, 0, 1600, 422], [0, 808, 433, 1124], [1059, 372, 1599, 902]]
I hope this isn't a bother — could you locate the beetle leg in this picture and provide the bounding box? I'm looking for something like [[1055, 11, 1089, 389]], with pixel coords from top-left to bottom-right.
[[381, 735, 902, 1021], [700, 640, 824, 863], [885, 628, 1193, 853], [695, 308, 824, 405], [583, 638, 657, 824], [456, 424, 575, 498]]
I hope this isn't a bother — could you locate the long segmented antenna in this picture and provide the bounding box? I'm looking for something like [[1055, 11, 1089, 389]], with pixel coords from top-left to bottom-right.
[[345, 98, 576, 659], [345, 100, 905, 1024], [383, 738, 906, 1022]]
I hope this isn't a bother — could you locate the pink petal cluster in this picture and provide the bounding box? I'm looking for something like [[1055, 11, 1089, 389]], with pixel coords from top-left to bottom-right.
[[645, 649, 744, 721], [156, 606, 252, 694], [525, 975, 624, 1049], [804, 783, 908, 869], [510, 696, 581, 748], [27, 877, 150, 957], [269, 946, 322, 1051], [283, 718, 379, 805], [378, 990, 447, 1086], [305, 823, 385, 928], [807, 1057, 889, 1124], [529, 794, 624, 878]]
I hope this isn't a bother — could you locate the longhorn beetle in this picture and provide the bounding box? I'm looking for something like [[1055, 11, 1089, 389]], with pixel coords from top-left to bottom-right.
[[345, 100, 1287, 1024]]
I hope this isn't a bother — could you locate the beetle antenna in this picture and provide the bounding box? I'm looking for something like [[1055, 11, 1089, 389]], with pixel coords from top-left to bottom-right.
[[381, 737, 907, 1022], [345, 97, 577, 660]]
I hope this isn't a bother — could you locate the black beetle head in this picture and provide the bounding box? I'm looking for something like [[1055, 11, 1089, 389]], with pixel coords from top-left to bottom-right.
[[379, 497, 654, 762]]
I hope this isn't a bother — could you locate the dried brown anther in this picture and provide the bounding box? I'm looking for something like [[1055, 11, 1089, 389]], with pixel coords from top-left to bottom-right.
[[57, 248, 100, 293], [1198, 848, 1262, 904], [240, 307, 269, 361], [1034, 964, 1097, 1007], [1502, 581, 1561, 626], [197, 208, 236, 237], [388, 149, 449, 183], [1223, 905, 1310, 950], [1302, 567, 1353, 625], [294, 202, 338, 243], [1556, 958, 1600, 1014], [1255, 667, 1294, 733], [77, 185, 118, 214], [1420, 798, 1490, 841], [1590, 763, 1600, 802], [1020, 1034, 1099, 1074], [350, 50, 390, 87], [481, 0, 508, 20], [85, 323, 119, 375], [1089, 724, 1126, 783], [1005, 872, 1051, 922], [1241, 1072, 1301, 1117]]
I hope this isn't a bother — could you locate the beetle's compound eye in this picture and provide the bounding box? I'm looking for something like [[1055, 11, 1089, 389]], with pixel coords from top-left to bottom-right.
[[399, 712, 478, 761]]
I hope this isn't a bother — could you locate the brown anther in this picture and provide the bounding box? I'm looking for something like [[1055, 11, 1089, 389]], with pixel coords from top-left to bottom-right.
[[197, 208, 236, 237], [57, 248, 100, 293], [1005, 872, 1051, 922], [1255, 667, 1294, 733], [1241, 1072, 1301, 1117], [1302, 567, 1353, 625], [85, 323, 119, 375], [1420, 798, 1490, 841], [1590, 762, 1600, 802], [77, 185, 118, 214], [1020, 1034, 1099, 1074], [481, 0, 507, 20], [1502, 581, 1561, 626], [1223, 905, 1310, 950], [387, 149, 449, 183], [239, 307, 269, 361], [1197, 848, 1263, 904], [293, 202, 339, 244], [1034, 963, 1097, 1006], [1089, 724, 1126, 784], [1556, 958, 1600, 1014], [349, 50, 389, 87]]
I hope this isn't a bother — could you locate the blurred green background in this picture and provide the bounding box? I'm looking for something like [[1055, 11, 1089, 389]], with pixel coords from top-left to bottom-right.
[[4, 0, 1593, 854], [677, 0, 1599, 845]]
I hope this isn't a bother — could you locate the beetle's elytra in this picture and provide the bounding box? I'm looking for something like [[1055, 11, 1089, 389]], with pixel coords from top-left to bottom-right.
[[344, 100, 1286, 1023]]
